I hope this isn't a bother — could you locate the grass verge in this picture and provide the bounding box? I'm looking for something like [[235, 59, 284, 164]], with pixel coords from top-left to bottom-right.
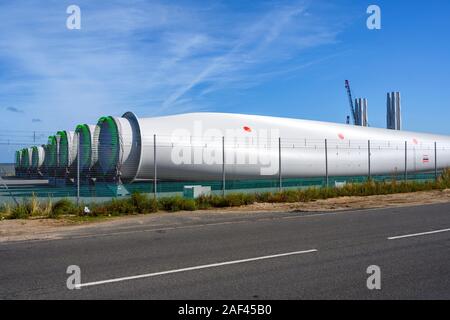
[[2, 169, 450, 220]]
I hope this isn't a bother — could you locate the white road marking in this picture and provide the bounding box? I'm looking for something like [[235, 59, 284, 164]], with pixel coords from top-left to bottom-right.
[[388, 228, 450, 240], [76, 249, 318, 288]]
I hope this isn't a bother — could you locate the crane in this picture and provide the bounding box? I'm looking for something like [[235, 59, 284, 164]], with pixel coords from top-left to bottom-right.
[[345, 80, 357, 125]]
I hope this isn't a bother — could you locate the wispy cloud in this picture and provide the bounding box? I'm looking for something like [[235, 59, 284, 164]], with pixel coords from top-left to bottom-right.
[[0, 0, 343, 129], [31, 118, 42, 123], [6, 106, 24, 113], [158, 4, 343, 113]]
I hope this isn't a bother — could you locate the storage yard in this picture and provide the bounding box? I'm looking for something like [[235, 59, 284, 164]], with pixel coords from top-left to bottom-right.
[[2, 112, 449, 203]]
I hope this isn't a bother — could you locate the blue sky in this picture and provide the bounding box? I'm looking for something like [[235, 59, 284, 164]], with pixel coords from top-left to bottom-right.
[[1, 0, 450, 162]]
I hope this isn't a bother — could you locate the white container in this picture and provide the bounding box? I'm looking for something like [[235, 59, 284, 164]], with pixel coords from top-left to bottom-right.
[[183, 185, 212, 199]]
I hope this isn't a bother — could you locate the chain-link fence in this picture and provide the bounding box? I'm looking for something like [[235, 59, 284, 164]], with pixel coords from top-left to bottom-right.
[[1, 131, 449, 205]]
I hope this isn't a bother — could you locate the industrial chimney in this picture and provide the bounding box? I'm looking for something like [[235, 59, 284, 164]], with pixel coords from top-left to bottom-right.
[[387, 92, 401, 130], [354, 98, 369, 127]]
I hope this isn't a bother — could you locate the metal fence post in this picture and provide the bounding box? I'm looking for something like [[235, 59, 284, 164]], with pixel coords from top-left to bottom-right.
[[435, 141, 438, 182], [153, 134, 157, 200], [55, 134, 61, 181], [404, 141, 408, 182], [222, 136, 225, 197], [325, 139, 329, 188], [278, 137, 282, 192], [77, 132, 80, 206], [368, 140, 371, 181]]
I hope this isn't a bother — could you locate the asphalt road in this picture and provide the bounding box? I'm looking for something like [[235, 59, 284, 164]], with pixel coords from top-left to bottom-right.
[[1, 203, 450, 299]]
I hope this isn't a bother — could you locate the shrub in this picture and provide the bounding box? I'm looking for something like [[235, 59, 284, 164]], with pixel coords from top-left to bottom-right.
[[158, 196, 198, 212], [86, 193, 158, 217], [224, 193, 256, 206], [0, 203, 12, 217], [280, 190, 300, 203], [89, 204, 109, 217], [10, 204, 30, 219], [266, 191, 286, 203], [255, 192, 271, 203], [301, 188, 320, 202], [195, 195, 213, 210], [51, 199, 77, 218], [107, 198, 136, 215], [128, 192, 158, 213], [438, 169, 450, 188], [158, 197, 178, 211], [210, 195, 232, 207], [89, 198, 131, 216], [181, 199, 197, 211], [28, 194, 41, 216], [148, 199, 159, 213], [9, 194, 49, 219], [42, 198, 53, 217]]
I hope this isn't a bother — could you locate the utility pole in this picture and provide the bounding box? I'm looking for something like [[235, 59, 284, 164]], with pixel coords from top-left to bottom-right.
[[404, 141, 408, 182], [222, 136, 226, 197], [153, 134, 157, 200], [278, 137, 282, 192], [325, 139, 329, 187], [77, 132, 80, 206], [368, 140, 371, 180], [435, 141, 438, 182]]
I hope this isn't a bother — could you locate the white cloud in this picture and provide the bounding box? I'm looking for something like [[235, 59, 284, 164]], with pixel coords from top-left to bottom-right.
[[0, 0, 342, 129]]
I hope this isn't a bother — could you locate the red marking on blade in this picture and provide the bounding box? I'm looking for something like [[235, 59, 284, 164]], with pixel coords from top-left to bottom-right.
[[413, 138, 418, 145], [338, 133, 345, 140], [243, 126, 252, 132]]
